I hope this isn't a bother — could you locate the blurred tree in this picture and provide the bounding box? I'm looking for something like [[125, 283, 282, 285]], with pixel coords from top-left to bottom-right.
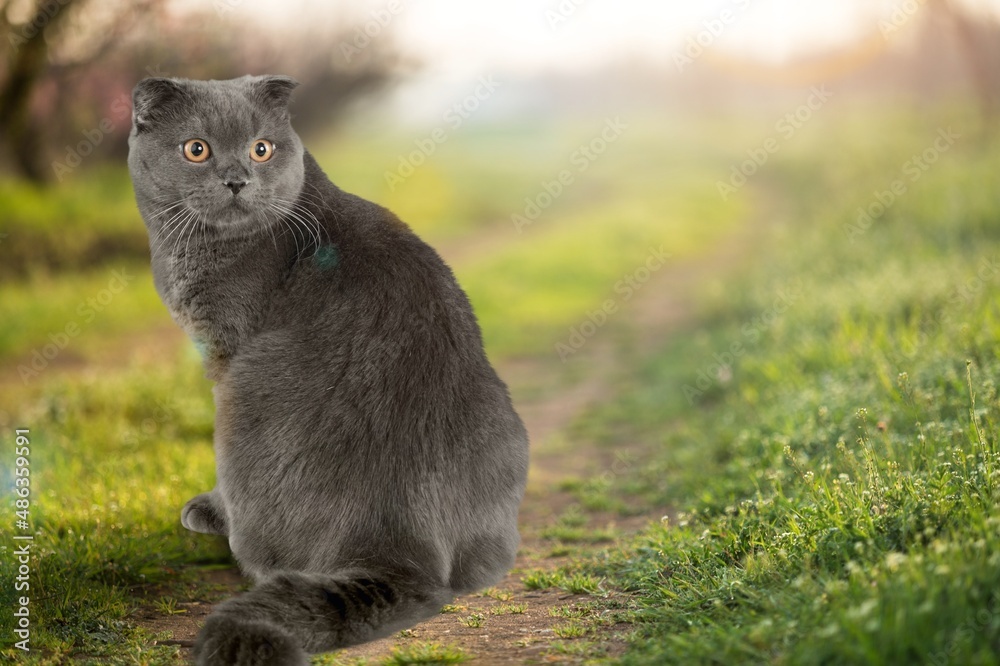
[[0, 0, 164, 182], [0, 0, 402, 184], [931, 0, 1000, 128]]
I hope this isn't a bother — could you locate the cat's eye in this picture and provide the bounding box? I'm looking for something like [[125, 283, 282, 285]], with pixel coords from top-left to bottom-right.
[[250, 139, 275, 163], [182, 139, 210, 163]]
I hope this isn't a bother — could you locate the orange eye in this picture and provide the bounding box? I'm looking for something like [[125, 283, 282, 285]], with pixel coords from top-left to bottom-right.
[[183, 139, 210, 162], [250, 139, 274, 163]]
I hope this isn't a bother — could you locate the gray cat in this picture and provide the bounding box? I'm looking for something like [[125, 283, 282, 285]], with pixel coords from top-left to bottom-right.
[[127, 75, 528, 665]]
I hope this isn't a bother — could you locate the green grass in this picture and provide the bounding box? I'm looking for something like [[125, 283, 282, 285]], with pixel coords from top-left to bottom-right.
[[0, 358, 227, 662], [0, 168, 148, 281], [378, 642, 469, 665], [521, 569, 603, 596], [457, 122, 747, 358], [314, 121, 576, 242], [539, 508, 617, 544], [458, 613, 485, 629], [561, 112, 1000, 663], [313, 642, 469, 666], [479, 586, 513, 601], [489, 603, 527, 615], [553, 623, 589, 639], [152, 596, 186, 615], [0, 262, 169, 366]]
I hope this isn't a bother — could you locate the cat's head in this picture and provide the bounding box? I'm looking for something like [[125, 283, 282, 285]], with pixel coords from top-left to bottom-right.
[[127, 75, 305, 239]]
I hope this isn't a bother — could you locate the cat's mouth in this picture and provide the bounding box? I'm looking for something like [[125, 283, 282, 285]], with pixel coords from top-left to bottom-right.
[[210, 196, 256, 219], [229, 199, 252, 213], [188, 197, 263, 235]]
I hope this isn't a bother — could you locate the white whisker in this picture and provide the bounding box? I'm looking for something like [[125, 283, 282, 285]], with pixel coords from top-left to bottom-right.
[[258, 207, 280, 255], [303, 181, 343, 235], [147, 200, 188, 222], [182, 209, 201, 261], [274, 198, 326, 250], [270, 204, 303, 257], [160, 208, 197, 247], [155, 208, 189, 241]]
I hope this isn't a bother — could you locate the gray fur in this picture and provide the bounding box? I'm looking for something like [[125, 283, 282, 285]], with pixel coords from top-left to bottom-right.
[[127, 75, 528, 665]]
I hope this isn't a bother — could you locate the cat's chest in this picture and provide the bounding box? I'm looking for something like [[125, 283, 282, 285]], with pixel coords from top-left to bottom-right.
[[163, 270, 202, 336], [157, 254, 235, 348], [154, 245, 281, 362]]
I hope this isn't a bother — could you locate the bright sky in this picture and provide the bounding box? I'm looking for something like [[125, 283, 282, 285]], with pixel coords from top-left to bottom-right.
[[231, 0, 1000, 74], [169, 0, 1000, 121], [394, 0, 873, 72]]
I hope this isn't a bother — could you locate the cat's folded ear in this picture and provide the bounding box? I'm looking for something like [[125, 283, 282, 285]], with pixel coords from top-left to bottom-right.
[[132, 78, 189, 133], [252, 75, 300, 108]]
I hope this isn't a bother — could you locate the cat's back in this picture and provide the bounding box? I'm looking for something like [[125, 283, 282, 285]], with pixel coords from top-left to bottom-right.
[[280, 154, 477, 339]]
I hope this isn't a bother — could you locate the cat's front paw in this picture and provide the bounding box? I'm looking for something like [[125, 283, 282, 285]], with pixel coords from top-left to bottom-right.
[[194, 614, 307, 666], [181, 492, 227, 535]]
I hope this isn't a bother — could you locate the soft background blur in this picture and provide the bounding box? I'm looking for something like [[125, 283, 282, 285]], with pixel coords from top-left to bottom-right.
[[1, 0, 998, 352], [3, 1, 1000, 663]]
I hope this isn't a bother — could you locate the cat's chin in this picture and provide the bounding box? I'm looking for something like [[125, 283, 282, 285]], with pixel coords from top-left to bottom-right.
[[202, 202, 271, 237], [205, 217, 270, 241], [218, 198, 255, 217], [169, 210, 270, 243]]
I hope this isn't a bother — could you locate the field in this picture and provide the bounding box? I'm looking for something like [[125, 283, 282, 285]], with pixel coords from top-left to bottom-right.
[[1, 103, 999, 664]]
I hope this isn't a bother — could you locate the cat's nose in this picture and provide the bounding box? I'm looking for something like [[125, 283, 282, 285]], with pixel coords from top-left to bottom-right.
[[223, 179, 248, 195]]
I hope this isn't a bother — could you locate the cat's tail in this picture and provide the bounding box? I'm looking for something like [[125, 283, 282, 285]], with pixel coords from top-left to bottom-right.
[[192, 568, 450, 666]]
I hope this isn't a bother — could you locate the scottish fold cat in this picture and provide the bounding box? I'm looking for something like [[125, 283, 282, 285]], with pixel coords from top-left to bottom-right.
[[127, 75, 528, 665]]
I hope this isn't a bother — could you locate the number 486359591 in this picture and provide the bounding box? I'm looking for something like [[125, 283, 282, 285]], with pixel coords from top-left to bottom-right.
[[15, 429, 30, 522]]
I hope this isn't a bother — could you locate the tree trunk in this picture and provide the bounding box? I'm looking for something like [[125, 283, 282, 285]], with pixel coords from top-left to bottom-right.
[[0, 0, 79, 182], [933, 0, 1000, 130]]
